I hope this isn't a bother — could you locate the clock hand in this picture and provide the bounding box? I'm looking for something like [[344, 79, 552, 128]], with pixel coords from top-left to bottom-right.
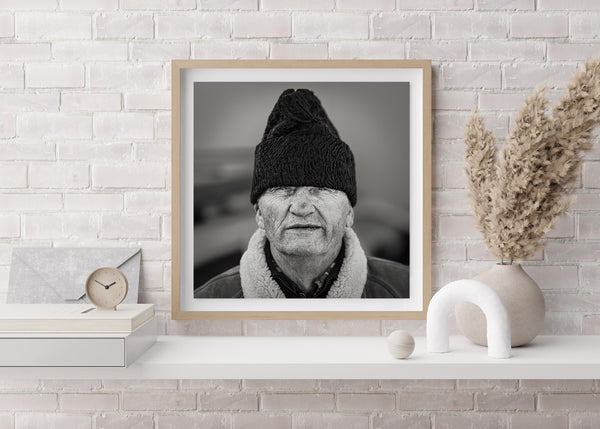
[[95, 280, 107, 287], [105, 281, 116, 289]]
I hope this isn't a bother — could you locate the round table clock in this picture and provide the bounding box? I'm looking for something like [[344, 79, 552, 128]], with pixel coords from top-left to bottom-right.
[[85, 267, 128, 311]]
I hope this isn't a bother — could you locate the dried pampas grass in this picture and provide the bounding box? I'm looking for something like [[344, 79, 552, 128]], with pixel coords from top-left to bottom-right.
[[464, 56, 600, 263]]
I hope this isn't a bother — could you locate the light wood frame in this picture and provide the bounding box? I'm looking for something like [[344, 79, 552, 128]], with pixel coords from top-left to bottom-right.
[[172, 60, 432, 320]]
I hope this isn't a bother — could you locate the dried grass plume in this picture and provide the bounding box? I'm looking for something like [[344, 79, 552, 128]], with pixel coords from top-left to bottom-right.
[[464, 57, 600, 263]]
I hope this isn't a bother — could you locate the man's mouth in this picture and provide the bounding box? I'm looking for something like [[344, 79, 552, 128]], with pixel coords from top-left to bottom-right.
[[286, 224, 321, 230]]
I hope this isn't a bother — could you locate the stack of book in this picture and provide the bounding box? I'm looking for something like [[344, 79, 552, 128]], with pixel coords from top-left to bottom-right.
[[0, 304, 156, 367]]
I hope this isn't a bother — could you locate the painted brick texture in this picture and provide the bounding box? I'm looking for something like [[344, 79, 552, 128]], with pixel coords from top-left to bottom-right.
[[0, 0, 599, 421], [0, 379, 594, 427]]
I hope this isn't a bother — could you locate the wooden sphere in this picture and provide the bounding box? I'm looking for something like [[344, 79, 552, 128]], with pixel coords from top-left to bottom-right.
[[387, 330, 415, 359]]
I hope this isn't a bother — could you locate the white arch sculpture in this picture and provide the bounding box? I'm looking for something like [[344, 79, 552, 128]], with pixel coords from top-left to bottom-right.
[[426, 279, 511, 359]]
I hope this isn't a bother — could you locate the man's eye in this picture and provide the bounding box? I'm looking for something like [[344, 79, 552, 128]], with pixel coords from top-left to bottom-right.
[[270, 186, 295, 195]]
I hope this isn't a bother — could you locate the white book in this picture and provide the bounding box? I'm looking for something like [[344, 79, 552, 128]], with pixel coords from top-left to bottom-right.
[[0, 316, 157, 367], [0, 304, 154, 333]]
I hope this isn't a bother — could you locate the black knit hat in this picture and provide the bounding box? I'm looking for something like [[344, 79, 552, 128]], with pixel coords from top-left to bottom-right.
[[250, 88, 357, 206]]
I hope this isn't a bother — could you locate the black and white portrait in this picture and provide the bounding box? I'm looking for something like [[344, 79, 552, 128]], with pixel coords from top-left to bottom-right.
[[191, 82, 410, 299]]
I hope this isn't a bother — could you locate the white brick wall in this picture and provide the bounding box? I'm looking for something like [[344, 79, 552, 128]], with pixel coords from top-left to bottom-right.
[[155, 14, 230, 39], [25, 63, 84, 88], [15, 13, 92, 40], [294, 13, 368, 39], [1, 1, 600, 420], [373, 14, 431, 39], [88, 63, 165, 89], [233, 13, 291, 38], [0, 378, 572, 429], [52, 41, 128, 61], [0, 114, 16, 139], [18, 113, 92, 139], [0, 14, 14, 38], [61, 93, 121, 112], [93, 112, 154, 139]]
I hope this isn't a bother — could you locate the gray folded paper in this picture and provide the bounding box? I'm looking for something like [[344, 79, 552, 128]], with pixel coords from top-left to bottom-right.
[[7, 248, 141, 304]]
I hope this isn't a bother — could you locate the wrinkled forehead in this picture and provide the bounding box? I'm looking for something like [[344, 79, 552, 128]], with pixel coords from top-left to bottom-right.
[[255, 186, 351, 207]]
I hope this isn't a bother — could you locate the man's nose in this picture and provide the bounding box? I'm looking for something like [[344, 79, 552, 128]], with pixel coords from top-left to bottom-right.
[[289, 189, 315, 216]]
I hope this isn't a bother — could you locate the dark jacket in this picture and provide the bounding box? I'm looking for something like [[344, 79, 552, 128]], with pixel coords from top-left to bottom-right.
[[195, 256, 409, 299]]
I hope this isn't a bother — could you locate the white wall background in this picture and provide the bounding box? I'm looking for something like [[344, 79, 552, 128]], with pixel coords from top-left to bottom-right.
[[1, 0, 598, 337], [1, 1, 600, 427]]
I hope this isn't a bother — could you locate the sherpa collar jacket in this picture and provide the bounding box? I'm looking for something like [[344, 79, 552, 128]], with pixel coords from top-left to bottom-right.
[[194, 228, 410, 299]]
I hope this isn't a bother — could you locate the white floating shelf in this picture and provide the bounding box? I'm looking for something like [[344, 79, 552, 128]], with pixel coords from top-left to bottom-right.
[[0, 335, 597, 379]]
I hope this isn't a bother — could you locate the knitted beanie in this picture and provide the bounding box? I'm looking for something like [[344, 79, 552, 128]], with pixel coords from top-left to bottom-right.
[[250, 88, 357, 206]]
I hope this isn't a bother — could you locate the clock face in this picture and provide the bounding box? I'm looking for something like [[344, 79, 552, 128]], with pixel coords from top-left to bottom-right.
[[85, 267, 128, 310]]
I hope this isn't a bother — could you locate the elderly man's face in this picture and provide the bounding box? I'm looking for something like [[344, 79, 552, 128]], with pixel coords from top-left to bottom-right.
[[256, 186, 354, 257]]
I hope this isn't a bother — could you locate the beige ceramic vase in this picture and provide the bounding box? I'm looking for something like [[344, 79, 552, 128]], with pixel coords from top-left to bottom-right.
[[454, 263, 545, 347]]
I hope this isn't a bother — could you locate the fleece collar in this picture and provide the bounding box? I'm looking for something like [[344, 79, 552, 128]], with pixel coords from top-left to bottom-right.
[[239, 228, 367, 298]]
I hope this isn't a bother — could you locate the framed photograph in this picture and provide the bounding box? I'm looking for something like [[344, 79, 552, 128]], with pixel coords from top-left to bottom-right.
[[172, 60, 431, 320]]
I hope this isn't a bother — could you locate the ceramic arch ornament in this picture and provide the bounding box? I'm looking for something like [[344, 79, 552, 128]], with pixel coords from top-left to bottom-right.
[[426, 279, 511, 359]]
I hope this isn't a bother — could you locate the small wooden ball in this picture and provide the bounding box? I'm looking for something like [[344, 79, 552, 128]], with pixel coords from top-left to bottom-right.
[[387, 330, 415, 359]]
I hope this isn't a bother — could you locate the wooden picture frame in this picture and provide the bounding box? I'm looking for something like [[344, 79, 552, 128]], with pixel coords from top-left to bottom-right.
[[172, 60, 431, 320]]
